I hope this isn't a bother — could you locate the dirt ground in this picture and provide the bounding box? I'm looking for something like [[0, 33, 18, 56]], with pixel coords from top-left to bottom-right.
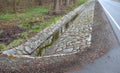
[[0, 1, 118, 73], [0, 25, 26, 45]]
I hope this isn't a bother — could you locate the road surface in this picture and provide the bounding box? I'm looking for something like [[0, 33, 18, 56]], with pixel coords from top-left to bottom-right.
[[70, 0, 120, 73], [99, 0, 120, 42]]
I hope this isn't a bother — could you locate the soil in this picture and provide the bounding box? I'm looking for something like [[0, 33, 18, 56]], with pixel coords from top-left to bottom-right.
[[0, 14, 51, 45], [47, 10, 65, 16], [0, 25, 26, 45]]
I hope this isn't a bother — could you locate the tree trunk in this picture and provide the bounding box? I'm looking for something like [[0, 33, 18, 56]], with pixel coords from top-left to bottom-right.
[[13, 0, 17, 13], [38, 0, 42, 5], [0, 0, 2, 11], [53, 0, 60, 14], [73, 0, 76, 4], [60, 0, 63, 6], [65, 0, 70, 8]]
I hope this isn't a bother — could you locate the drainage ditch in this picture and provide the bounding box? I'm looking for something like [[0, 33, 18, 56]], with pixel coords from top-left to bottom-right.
[[35, 15, 78, 56]]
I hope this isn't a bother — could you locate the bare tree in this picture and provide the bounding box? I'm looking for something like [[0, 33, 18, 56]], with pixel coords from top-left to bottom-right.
[[38, 0, 42, 5], [73, 0, 77, 4], [13, 0, 17, 13], [53, 0, 60, 14], [65, 0, 70, 7], [0, 0, 2, 12], [60, 0, 63, 6]]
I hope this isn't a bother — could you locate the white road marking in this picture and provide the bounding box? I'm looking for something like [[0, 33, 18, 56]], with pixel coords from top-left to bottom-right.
[[99, 0, 120, 30]]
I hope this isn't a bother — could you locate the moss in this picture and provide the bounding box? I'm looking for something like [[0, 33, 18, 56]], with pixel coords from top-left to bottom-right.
[[65, 23, 69, 29], [0, 30, 4, 35], [0, 39, 23, 52], [0, 44, 6, 51], [37, 31, 60, 56]]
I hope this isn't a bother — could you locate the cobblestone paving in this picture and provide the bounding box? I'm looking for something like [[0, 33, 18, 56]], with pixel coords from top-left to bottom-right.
[[42, 2, 94, 56]]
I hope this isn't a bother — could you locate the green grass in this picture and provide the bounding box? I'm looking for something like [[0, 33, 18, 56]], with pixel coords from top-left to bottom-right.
[[20, 32, 28, 39], [0, 30, 4, 34], [29, 16, 61, 33], [0, 39, 23, 52], [64, 0, 88, 13], [79, 0, 88, 4], [0, 44, 6, 50], [74, 0, 88, 8], [19, 23, 31, 29], [0, 7, 50, 20]]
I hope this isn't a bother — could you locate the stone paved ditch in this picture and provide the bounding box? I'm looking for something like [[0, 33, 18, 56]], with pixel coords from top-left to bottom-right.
[[41, 3, 93, 56], [0, 0, 102, 73], [2, 0, 94, 57]]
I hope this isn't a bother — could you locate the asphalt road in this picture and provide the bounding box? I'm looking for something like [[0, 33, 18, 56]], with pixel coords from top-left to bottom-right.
[[70, 45, 120, 73], [70, 0, 120, 73], [99, 0, 120, 42]]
